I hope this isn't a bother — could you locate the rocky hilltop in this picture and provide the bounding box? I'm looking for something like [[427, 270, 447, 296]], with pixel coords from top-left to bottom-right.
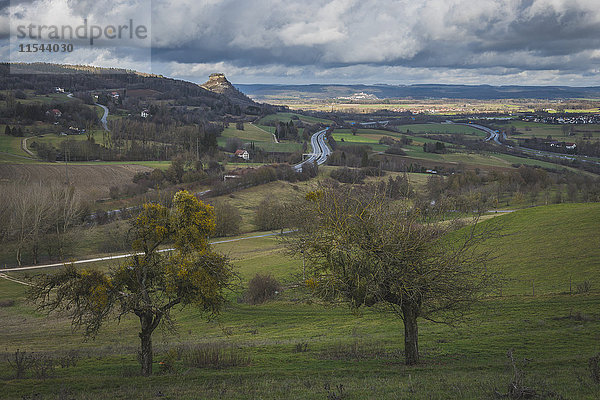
[[201, 73, 256, 106]]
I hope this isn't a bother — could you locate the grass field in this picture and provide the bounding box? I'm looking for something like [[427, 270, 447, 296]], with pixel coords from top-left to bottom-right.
[[0, 133, 27, 156], [1, 90, 73, 105], [395, 123, 486, 137], [332, 126, 589, 173], [258, 112, 333, 125], [503, 121, 600, 141], [479, 203, 600, 295], [29, 129, 107, 147], [218, 123, 303, 153], [0, 204, 599, 399]]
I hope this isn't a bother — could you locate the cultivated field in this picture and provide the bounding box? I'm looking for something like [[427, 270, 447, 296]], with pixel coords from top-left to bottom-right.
[[0, 164, 153, 201]]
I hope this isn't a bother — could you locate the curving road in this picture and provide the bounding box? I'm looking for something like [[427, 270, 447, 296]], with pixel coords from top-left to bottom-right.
[[95, 103, 110, 132], [293, 128, 331, 172]]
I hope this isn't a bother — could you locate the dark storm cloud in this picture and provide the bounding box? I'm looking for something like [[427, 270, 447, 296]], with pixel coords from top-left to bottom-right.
[[4, 0, 600, 84], [147, 0, 600, 74]]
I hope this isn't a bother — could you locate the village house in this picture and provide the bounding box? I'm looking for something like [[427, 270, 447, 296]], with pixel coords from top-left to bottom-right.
[[46, 109, 62, 118], [234, 149, 250, 160]]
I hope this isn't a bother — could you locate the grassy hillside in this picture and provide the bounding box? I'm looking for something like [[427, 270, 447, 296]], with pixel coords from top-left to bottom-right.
[[0, 204, 599, 399], [482, 203, 600, 295]]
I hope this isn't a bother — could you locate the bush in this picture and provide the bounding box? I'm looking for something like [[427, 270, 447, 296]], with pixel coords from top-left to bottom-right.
[[225, 137, 243, 153], [577, 280, 592, 294], [0, 299, 15, 307], [254, 198, 288, 231], [330, 167, 365, 184], [244, 274, 281, 304], [212, 201, 242, 237], [384, 145, 406, 155], [361, 166, 384, 177], [182, 343, 251, 369]]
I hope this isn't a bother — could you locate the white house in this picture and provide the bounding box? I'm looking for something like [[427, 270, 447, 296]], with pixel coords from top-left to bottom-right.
[[234, 149, 250, 160]]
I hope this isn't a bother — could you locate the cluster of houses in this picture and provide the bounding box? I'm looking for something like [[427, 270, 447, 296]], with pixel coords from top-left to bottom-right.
[[546, 141, 577, 151], [61, 126, 86, 135], [521, 114, 600, 125]]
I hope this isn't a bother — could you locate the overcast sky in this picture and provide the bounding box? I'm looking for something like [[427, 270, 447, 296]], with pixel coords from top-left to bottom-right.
[[2, 0, 600, 86]]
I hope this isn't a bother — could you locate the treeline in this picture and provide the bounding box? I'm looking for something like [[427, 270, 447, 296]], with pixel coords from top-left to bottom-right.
[[4, 125, 24, 136], [209, 163, 318, 198], [519, 137, 600, 158], [518, 138, 577, 154], [0, 184, 84, 265], [0, 95, 98, 127], [262, 119, 323, 142], [423, 141, 446, 154], [30, 120, 223, 162], [109, 119, 221, 160], [327, 144, 372, 168], [421, 165, 600, 212]]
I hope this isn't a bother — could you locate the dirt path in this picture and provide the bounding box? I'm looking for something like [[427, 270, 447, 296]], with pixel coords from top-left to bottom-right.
[[251, 122, 279, 143], [0, 231, 294, 281], [21, 137, 35, 157]]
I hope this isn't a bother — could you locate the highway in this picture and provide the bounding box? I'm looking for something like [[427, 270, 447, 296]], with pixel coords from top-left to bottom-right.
[[456, 122, 600, 166], [293, 128, 331, 172]]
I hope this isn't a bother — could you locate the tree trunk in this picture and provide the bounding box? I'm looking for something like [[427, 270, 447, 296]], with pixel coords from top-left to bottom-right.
[[139, 314, 154, 376], [139, 330, 152, 376], [402, 302, 419, 365]]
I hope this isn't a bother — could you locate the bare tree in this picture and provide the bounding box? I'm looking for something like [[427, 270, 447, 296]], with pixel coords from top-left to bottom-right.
[[3, 184, 82, 265], [285, 183, 499, 365]]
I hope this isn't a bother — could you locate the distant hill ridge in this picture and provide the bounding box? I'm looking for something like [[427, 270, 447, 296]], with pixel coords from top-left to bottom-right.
[[236, 83, 600, 100], [1, 63, 269, 115]]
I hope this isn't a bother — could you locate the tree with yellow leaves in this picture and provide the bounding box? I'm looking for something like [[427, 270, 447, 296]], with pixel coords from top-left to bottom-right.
[[29, 191, 233, 376]]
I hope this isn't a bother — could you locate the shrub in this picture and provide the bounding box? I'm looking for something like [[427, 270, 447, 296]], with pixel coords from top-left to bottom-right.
[[212, 201, 242, 237], [293, 342, 309, 353], [254, 198, 288, 231], [384, 145, 406, 155], [330, 167, 365, 184], [361, 166, 384, 177], [0, 299, 15, 307], [244, 274, 281, 305], [6, 349, 34, 379], [181, 343, 251, 369], [577, 280, 591, 294]]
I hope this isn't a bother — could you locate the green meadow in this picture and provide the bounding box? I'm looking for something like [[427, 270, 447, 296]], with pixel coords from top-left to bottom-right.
[[1, 203, 599, 399]]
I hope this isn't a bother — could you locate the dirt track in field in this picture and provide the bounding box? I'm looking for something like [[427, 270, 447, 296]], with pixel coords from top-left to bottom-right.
[[0, 164, 153, 201]]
